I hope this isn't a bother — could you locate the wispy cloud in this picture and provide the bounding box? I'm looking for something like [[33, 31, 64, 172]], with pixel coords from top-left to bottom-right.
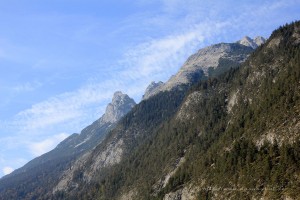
[[12, 81, 43, 93], [0, 157, 27, 176], [121, 31, 203, 77], [0, 21, 219, 171], [28, 133, 69, 157], [2, 0, 285, 155], [2, 166, 13, 175], [12, 84, 113, 132], [118, 20, 231, 86]]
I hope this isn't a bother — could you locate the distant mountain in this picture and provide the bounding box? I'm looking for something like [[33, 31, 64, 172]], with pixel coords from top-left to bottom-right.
[[55, 91, 136, 155], [143, 41, 255, 99], [0, 91, 135, 199]]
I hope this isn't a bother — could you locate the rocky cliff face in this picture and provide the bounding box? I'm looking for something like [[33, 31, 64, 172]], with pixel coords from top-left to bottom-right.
[[101, 91, 136, 124], [144, 41, 255, 99], [237, 36, 266, 49], [254, 36, 266, 46], [53, 136, 125, 193], [56, 91, 136, 153]]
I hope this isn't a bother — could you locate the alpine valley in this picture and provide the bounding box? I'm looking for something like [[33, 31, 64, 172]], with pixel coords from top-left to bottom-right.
[[0, 21, 299, 200]]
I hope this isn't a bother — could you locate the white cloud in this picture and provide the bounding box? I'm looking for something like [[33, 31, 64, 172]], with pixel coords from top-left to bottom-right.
[[4, 13, 233, 143], [7, 0, 295, 137], [119, 20, 229, 85], [3, 166, 14, 175], [9, 23, 212, 135], [28, 133, 69, 157], [13, 84, 113, 132], [12, 81, 43, 93]]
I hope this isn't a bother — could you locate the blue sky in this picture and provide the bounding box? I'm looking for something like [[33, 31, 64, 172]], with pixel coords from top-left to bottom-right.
[[0, 0, 299, 177]]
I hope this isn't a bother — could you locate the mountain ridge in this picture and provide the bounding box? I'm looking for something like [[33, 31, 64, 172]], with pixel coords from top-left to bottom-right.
[[143, 41, 255, 100], [0, 21, 299, 200], [0, 91, 136, 199], [58, 21, 300, 200]]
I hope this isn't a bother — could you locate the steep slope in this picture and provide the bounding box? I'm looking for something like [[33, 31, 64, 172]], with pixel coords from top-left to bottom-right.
[[143, 81, 164, 99], [254, 36, 266, 46], [50, 38, 260, 200], [56, 21, 299, 200], [61, 91, 136, 153], [138, 22, 300, 199], [52, 89, 187, 199], [144, 42, 254, 99], [0, 91, 136, 200], [0, 21, 297, 200], [169, 22, 300, 200]]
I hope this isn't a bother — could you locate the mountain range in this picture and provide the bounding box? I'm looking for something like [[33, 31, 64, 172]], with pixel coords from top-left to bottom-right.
[[0, 21, 299, 200]]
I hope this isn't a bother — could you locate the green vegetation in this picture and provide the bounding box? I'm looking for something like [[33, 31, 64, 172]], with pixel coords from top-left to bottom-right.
[[1, 21, 300, 200], [82, 21, 299, 200]]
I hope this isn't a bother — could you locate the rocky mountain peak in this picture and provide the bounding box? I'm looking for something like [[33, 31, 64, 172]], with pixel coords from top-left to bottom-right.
[[143, 81, 164, 100], [143, 42, 253, 99], [237, 36, 266, 49], [238, 36, 258, 48], [254, 36, 266, 46], [101, 91, 136, 124], [112, 91, 123, 99]]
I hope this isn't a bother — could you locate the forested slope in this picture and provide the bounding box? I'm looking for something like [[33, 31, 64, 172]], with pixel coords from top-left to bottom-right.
[[70, 21, 300, 200]]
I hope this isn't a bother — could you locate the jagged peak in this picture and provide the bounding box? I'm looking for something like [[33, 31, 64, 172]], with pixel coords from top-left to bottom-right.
[[147, 81, 164, 91], [143, 41, 254, 100], [113, 91, 123, 98], [143, 81, 164, 100], [254, 36, 266, 46], [101, 91, 136, 124], [112, 91, 130, 103], [241, 35, 252, 40], [237, 36, 266, 49], [238, 36, 258, 49]]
